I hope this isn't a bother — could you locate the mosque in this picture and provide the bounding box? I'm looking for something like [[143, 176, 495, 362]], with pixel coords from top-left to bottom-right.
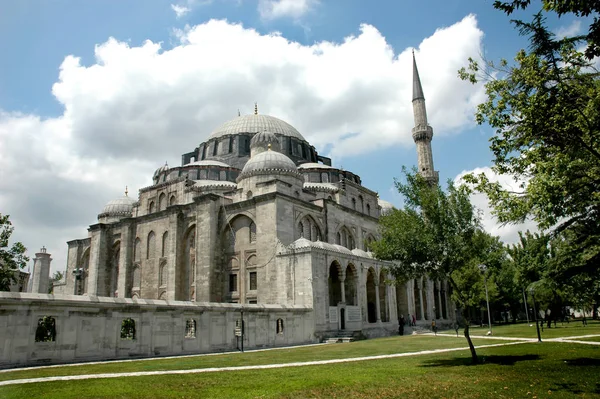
[[0, 55, 453, 368]]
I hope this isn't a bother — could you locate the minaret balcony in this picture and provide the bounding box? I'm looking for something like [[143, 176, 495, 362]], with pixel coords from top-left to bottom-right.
[[412, 125, 433, 142]]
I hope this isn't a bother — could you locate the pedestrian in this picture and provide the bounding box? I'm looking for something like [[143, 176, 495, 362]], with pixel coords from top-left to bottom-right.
[[412, 314, 416, 326], [399, 315, 405, 335], [431, 320, 437, 336]]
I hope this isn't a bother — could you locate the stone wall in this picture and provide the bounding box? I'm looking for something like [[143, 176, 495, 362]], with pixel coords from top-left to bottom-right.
[[0, 293, 315, 369]]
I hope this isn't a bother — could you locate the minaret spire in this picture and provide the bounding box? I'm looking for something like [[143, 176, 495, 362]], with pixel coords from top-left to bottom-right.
[[411, 51, 439, 185]]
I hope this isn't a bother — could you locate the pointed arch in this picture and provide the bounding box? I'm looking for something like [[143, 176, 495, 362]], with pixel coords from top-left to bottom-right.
[[147, 231, 156, 259], [328, 261, 342, 306], [344, 263, 358, 306], [134, 238, 141, 262], [337, 226, 355, 250], [158, 193, 167, 211], [366, 267, 377, 323], [169, 195, 176, 206], [249, 221, 257, 243], [162, 231, 168, 257], [148, 201, 155, 214]]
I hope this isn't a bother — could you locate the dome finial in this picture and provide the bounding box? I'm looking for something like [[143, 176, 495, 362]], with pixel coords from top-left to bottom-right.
[[238, 109, 241, 117], [125, 186, 128, 196], [268, 143, 272, 151], [254, 102, 258, 115]]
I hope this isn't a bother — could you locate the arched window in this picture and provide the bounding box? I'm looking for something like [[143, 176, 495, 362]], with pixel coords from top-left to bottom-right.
[[298, 222, 304, 238], [321, 172, 329, 183], [336, 232, 341, 245], [148, 201, 155, 214], [147, 231, 156, 259], [366, 203, 371, 216], [276, 318, 284, 334], [120, 318, 136, 340], [351, 198, 356, 210], [162, 231, 168, 257], [199, 169, 207, 180], [212, 141, 218, 156], [249, 221, 257, 243], [133, 266, 141, 288], [220, 170, 227, 180], [35, 316, 56, 342], [358, 196, 364, 213], [246, 191, 253, 200], [169, 195, 176, 206], [134, 238, 141, 262], [158, 193, 166, 211], [159, 262, 167, 287]]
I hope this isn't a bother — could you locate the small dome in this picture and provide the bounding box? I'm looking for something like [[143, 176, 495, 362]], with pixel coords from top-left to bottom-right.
[[250, 130, 281, 155], [153, 162, 169, 180], [100, 195, 136, 217], [185, 160, 232, 168], [378, 199, 394, 215], [298, 162, 333, 170], [238, 149, 300, 180]]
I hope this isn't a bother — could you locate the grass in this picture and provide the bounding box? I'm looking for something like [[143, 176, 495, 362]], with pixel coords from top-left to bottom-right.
[[1, 342, 598, 398], [1, 322, 598, 398], [0, 335, 508, 382], [442, 319, 600, 339]]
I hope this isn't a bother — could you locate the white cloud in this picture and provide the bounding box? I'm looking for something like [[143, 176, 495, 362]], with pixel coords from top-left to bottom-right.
[[171, 4, 191, 18], [455, 167, 538, 245], [258, 0, 319, 20], [0, 16, 485, 274], [555, 20, 582, 39]]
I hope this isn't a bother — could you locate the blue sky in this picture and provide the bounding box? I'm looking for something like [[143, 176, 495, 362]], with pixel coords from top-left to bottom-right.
[[0, 0, 585, 272]]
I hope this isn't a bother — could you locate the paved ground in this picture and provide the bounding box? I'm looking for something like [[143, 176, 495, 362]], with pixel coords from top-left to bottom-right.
[[1, 334, 598, 387]]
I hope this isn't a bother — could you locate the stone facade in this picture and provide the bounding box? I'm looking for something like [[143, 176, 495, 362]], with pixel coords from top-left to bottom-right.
[[0, 293, 313, 368], [15, 56, 455, 367]]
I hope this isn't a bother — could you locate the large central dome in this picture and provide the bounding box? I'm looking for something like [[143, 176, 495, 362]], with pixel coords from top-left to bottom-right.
[[209, 114, 306, 141]]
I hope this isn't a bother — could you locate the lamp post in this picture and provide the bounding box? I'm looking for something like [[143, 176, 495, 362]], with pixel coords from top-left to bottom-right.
[[478, 264, 492, 335], [529, 287, 542, 342]]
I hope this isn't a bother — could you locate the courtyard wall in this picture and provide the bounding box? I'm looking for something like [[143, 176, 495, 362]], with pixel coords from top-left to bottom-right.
[[0, 293, 315, 369]]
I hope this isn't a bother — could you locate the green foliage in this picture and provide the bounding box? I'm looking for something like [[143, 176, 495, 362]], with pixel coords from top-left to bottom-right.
[[460, 13, 600, 281], [49, 270, 64, 294], [121, 318, 136, 340], [0, 213, 29, 291], [493, 0, 600, 59], [371, 168, 507, 362]]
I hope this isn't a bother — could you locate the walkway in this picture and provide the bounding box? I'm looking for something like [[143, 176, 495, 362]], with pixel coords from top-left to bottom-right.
[[1, 334, 598, 387]]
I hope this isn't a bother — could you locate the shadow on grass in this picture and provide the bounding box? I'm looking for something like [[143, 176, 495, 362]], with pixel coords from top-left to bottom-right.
[[420, 354, 540, 368], [563, 358, 600, 366]]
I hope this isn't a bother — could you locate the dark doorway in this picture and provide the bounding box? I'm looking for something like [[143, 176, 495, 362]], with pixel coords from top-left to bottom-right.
[[340, 308, 346, 330], [368, 302, 377, 323]]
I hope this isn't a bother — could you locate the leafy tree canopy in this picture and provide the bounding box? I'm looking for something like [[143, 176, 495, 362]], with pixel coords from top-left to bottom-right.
[[459, 12, 600, 278], [371, 168, 502, 363], [0, 213, 29, 291], [493, 0, 600, 59]]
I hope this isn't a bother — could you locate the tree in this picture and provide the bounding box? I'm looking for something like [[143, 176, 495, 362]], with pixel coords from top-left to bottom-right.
[[371, 168, 489, 364], [0, 214, 29, 291], [49, 270, 64, 294], [459, 13, 600, 280], [493, 0, 600, 59]]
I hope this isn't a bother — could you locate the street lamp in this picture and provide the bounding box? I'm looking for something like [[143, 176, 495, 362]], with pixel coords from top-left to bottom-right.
[[478, 264, 492, 335], [529, 287, 542, 342]]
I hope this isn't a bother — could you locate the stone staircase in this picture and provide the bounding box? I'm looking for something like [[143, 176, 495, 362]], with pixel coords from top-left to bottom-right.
[[324, 330, 356, 343]]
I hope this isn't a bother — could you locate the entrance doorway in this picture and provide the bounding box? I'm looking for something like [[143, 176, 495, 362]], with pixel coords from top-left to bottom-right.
[[340, 308, 346, 330]]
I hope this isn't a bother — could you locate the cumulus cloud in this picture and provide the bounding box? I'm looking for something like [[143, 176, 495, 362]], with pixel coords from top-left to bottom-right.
[[555, 20, 582, 39], [258, 0, 319, 20], [171, 4, 191, 18], [455, 167, 538, 245], [0, 16, 485, 274]]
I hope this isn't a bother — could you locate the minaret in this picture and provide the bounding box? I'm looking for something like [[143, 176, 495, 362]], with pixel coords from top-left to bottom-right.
[[411, 51, 439, 185], [31, 246, 52, 294]]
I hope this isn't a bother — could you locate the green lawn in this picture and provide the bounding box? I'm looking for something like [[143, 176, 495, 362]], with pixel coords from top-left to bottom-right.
[[1, 342, 598, 399], [0, 335, 507, 382], [442, 319, 600, 339]]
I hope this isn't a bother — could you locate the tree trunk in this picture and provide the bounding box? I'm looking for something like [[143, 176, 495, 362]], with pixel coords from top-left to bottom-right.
[[463, 320, 478, 364]]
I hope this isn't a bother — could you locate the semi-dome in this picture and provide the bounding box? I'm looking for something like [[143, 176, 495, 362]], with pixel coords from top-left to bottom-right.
[[238, 149, 300, 180], [250, 130, 281, 155], [209, 114, 306, 141], [100, 195, 136, 217]]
